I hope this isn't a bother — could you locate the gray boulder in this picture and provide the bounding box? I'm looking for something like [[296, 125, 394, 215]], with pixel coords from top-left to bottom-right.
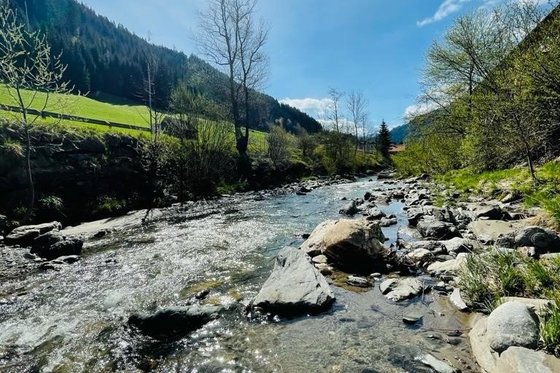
[[129, 304, 222, 340], [417, 219, 460, 240], [514, 226, 560, 254], [252, 247, 335, 315], [301, 219, 389, 273], [468, 220, 519, 245], [366, 207, 386, 220], [5, 221, 62, 246], [486, 301, 539, 353], [471, 205, 509, 221]]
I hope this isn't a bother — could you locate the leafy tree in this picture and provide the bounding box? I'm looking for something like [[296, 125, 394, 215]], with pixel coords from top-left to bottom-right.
[[0, 0, 72, 217]]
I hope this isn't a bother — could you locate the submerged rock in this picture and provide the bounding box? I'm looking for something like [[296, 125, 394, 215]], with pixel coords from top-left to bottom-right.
[[251, 247, 335, 316], [129, 304, 222, 340], [415, 354, 458, 373], [300, 219, 390, 274], [347, 275, 369, 288]]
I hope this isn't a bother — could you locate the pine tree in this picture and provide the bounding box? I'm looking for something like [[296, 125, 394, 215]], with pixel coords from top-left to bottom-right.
[[377, 120, 392, 159]]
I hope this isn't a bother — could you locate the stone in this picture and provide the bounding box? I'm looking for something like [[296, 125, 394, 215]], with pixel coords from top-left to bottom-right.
[[471, 205, 508, 221], [366, 207, 386, 220], [128, 304, 222, 340], [0, 214, 6, 232], [300, 219, 389, 274], [402, 240, 445, 253], [495, 346, 560, 373], [30, 231, 83, 260], [514, 226, 560, 254], [468, 220, 519, 245], [380, 277, 424, 301], [450, 288, 469, 312], [379, 217, 398, 227], [469, 316, 498, 373], [441, 237, 474, 254], [311, 254, 328, 264], [404, 249, 433, 264], [427, 253, 468, 276], [314, 263, 333, 276], [486, 301, 539, 353], [417, 219, 460, 240], [339, 200, 360, 216], [415, 354, 458, 373], [406, 208, 425, 227], [403, 314, 423, 324], [5, 221, 62, 246], [252, 247, 335, 315], [500, 297, 551, 316], [347, 275, 369, 288]]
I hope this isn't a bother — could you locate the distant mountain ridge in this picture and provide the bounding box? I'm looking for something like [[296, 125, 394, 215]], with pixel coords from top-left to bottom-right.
[[389, 124, 408, 144], [6, 0, 322, 133]]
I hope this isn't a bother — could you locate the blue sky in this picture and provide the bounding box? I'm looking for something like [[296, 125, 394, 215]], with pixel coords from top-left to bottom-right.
[[79, 0, 543, 130]]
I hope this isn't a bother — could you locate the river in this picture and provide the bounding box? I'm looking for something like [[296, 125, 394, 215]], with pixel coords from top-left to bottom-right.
[[0, 178, 474, 372]]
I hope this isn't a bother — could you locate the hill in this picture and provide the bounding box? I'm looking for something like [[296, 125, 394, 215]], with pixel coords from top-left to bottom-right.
[[389, 124, 408, 144], [5, 0, 322, 134]]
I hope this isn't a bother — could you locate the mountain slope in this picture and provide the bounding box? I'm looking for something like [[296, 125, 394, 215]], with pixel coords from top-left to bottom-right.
[[6, 0, 322, 133]]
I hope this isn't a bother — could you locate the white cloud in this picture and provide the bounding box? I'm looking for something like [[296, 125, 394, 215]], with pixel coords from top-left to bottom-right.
[[417, 0, 472, 27], [403, 101, 439, 120], [279, 97, 331, 118]]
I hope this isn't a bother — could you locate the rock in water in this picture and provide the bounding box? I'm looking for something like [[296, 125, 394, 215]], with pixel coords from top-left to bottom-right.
[[129, 304, 222, 341], [486, 301, 539, 353], [380, 277, 424, 301], [416, 354, 458, 373], [5, 221, 62, 246], [31, 231, 83, 260], [301, 219, 389, 274], [417, 219, 460, 240], [251, 247, 335, 316]]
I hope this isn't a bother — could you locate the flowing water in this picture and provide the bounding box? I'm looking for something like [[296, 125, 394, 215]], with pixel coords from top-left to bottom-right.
[[0, 179, 474, 372]]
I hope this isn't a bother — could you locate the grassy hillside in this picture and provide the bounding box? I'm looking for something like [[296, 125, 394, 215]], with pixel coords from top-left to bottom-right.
[[0, 84, 150, 126], [0, 84, 269, 153]]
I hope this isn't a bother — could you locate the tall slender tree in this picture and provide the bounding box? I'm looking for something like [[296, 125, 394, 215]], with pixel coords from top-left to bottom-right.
[[198, 0, 268, 166]]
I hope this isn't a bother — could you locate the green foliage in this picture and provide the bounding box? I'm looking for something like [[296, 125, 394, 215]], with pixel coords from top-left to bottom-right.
[[540, 296, 560, 356], [94, 196, 128, 216], [267, 123, 293, 167], [38, 195, 64, 211], [376, 121, 392, 159]]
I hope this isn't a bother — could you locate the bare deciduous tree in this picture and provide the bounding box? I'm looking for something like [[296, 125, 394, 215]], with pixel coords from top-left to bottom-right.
[[0, 1, 72, 216], [327, 87, 344, 133], [198, 0, 268, 165], [347, 91, 368, 155]]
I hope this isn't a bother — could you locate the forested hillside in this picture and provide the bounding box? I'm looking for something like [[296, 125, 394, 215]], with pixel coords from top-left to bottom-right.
[[6, 0, 321, 133]]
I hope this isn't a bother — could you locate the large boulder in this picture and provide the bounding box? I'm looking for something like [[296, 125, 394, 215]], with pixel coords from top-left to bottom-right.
[[31, 231, 83, 260], [417, 219, 460, 240], [251, 247, 335, 316], [441, 237, 474, 255], [514, 226, 560, 254], [469, 316, 498, 373], [427, 253, 468, 276], [486, 301, 539, 353], [495, 347, 560, 373], [301, 219, 389, 273], [5, 221, 62, 246], [128, 304, 222, 341], [470, 205, 509, 221]]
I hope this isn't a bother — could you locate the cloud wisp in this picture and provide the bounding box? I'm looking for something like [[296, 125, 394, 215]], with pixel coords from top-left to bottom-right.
[[279, 97, 331, 118], [417, 0, 472, 27]]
